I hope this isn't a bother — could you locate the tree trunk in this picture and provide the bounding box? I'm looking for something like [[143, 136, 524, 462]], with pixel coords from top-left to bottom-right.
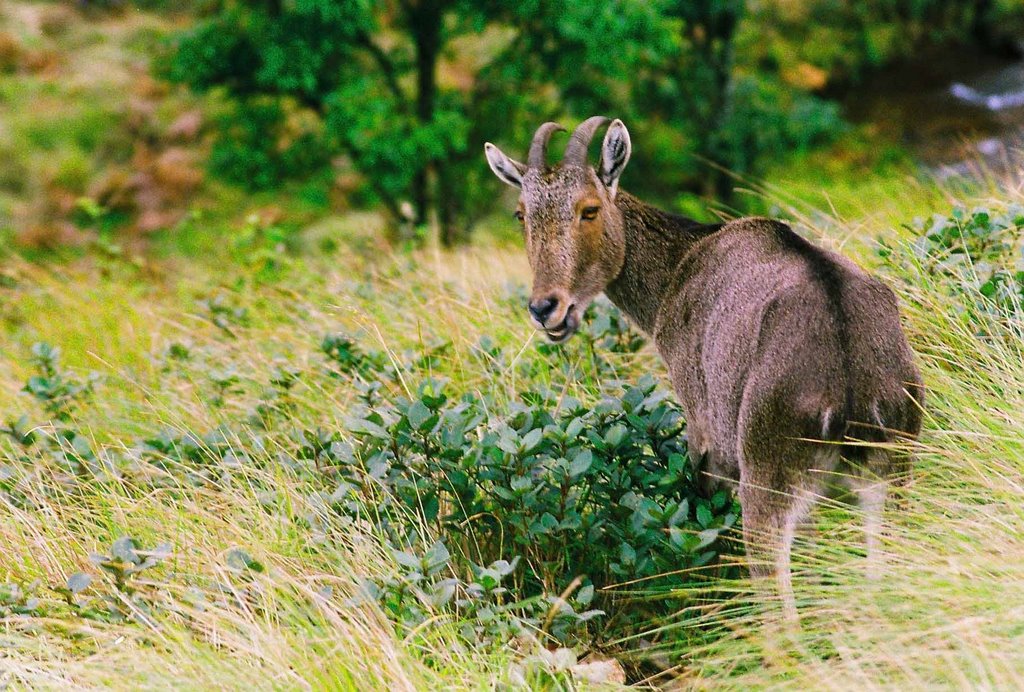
[[410, 1, 443, 231], [687, 1, 744, 201], [969, 0, 1019, 58], [970, 0, 993, 45], [437, 164, 459, 246]]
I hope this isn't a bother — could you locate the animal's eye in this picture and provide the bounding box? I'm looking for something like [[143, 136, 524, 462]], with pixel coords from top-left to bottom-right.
[[514, 210, 525, 223], [581, 206, 600, 221]]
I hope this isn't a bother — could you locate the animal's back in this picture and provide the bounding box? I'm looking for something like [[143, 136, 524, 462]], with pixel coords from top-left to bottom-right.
[[655, 217, 922, 485]]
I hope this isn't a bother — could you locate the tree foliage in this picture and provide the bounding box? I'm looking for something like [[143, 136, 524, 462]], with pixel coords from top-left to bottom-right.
[[164, 0, 1019, 242]]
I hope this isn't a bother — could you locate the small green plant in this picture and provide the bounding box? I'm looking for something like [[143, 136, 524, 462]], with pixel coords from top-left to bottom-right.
[[90, 536, 172, 594], [233, 213, 300, 281], [212, 547, 269, 615], [47, 538, 173, 626], [49, 428, 117, 480], [71, 196, 128, 256], [225, 547, 265, 574], [208, 366, 241, 407], [23, 343, 96, 422], [53, 572, 92, 609], [196, 294, 250, 337], [251, 363, 301, 426], [1, 415, 37, 447], [321, 333, 387, 377], [165, 342, 192, 362], [0, 580, 42, 617]]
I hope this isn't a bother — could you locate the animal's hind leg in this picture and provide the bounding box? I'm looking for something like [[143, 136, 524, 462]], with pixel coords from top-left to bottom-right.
[[740, 476, 815, 623], [856, 480, 887, 580], [851, 450, 893, 580]]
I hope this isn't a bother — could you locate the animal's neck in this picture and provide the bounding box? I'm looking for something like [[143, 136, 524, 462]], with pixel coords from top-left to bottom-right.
[[604, 191, 719, 334]]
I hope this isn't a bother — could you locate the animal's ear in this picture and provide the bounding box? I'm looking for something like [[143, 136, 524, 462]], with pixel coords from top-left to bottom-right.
[[598, 119, 631, 197], [484, 142, 527, 188]]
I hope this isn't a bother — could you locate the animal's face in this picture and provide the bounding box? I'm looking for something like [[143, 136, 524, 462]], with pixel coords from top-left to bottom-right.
[[485, 117, 632, 342]]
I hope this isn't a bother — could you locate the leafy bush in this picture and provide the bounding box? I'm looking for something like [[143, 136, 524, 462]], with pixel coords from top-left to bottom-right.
[[299, 302, 739, 641], [207, 100, 330, 191], [882, 204, 1024, 323], [714, 74, 845, 179], [335, 375, 737, 605]]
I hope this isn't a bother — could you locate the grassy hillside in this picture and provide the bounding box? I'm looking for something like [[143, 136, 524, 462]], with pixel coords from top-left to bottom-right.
[[2, 174, 1024, 688]]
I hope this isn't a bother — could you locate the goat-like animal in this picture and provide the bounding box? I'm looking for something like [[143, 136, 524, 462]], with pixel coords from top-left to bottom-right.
[[485, 117, 924, 620]]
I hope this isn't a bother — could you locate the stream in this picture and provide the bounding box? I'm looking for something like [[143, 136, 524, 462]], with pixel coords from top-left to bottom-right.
[[846, 46, 1024, 178]]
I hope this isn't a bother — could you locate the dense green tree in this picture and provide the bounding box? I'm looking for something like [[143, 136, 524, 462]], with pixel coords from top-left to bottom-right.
[[665, 0, 745, 199], [167, 0, 673, 244]]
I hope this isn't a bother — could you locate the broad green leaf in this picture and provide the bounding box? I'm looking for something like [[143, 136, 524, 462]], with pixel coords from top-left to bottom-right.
[[568, 449, 593, 477], [407, 400, 433, 431], [226, 548, 265, 573], [696, 503, 713, 528], [111, 536, 138, 563], [520, 428, 543, 453]]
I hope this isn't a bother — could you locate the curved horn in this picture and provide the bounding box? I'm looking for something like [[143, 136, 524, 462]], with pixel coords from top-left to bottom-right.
[[527, 122, 566, 168], [562, 116, 610, 166]]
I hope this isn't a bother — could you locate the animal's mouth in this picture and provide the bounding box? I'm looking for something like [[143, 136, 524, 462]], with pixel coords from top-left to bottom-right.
[[543, 305, 579, 343]]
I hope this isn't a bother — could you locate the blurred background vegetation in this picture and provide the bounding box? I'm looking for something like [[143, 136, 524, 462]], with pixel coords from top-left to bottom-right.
[[1, 0, 1023, 252]]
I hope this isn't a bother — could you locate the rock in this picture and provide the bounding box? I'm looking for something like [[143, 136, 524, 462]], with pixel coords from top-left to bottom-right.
[[572, 654, 627, 685]]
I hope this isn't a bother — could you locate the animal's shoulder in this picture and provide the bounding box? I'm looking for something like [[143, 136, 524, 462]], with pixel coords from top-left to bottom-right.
[[716, 217, 828, 258], [677, 217, 816, 282], [713, 218, 883, 286]]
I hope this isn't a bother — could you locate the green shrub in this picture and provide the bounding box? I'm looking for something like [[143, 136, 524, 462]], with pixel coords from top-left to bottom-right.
[[207, 100, 330, 191], [304, 305, 739, 641], [882, 204, 1024, 324], [336, 376, 737, 595], [713, 74, 845, 179]]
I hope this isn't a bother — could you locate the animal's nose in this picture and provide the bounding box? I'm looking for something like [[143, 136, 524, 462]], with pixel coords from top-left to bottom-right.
[[528, 296, 559, 324]]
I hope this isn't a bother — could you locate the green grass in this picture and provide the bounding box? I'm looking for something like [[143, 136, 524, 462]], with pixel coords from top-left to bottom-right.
[[2, 172, 1024, 688]]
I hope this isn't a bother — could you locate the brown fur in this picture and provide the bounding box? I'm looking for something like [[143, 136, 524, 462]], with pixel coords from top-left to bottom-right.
[[485, 118, 924, 620]]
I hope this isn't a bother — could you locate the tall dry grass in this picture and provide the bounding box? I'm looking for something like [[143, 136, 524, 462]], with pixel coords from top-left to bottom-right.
[[2, 175, 1024, 689]]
